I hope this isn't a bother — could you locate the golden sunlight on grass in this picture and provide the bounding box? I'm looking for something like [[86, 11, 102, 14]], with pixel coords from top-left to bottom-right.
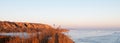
[[0, 21, 74, 43]]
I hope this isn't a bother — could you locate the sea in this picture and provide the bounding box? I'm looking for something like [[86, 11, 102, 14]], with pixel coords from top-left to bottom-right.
[[66, 29, 120, 43]]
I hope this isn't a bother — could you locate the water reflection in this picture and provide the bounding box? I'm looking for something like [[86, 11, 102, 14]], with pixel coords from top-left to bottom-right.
[[0, 32, 40, 38]]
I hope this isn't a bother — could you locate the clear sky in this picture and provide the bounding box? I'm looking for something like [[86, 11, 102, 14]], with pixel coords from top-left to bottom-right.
[[0, 0, 120, 28]]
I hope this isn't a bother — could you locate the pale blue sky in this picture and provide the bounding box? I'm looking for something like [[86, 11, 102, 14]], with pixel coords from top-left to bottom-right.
[[0, 0, 120, 28]]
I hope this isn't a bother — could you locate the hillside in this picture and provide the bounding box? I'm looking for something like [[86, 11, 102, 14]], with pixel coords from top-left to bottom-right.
[[0, 21, 53, 32], [0, 21, 74, 43]]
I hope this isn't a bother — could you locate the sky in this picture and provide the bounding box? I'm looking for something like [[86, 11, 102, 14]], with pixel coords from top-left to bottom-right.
[[0, 0, 120, 28]]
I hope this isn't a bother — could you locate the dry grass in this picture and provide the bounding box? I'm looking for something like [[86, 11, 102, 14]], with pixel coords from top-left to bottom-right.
[[0, 28, 74, 43], [0, 21, 74, 43]]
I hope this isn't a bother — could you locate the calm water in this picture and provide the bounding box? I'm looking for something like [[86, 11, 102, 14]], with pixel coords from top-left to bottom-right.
[[66, 29, 120, 43], [0, 32, 39, 38]]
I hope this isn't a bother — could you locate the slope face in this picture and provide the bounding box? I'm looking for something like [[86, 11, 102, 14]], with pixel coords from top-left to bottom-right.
[[0, 21, 53, 32]]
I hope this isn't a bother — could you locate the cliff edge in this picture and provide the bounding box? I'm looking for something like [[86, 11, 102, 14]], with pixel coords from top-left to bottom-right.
[[0, 21, 53, 32]]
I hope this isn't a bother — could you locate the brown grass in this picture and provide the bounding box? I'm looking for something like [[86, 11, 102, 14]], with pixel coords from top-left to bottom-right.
[[0, 21, 74, 43], [0, 29, 74, 43]]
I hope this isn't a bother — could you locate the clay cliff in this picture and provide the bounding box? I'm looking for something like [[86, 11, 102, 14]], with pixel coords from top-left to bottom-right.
[[0, 21, 53, 32]]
